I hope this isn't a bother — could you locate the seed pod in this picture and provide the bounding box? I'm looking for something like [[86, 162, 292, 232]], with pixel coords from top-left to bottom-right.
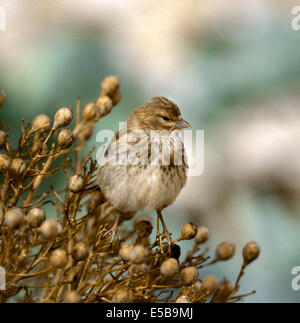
[[57, 128, 74, 149], [216, 241, 235, 261], [64, 290, 81, 303], [0, 89, 6, 108], [0, 131, 8, 149], [129, 245, 149, 264], [119, 243, 133, 262], [10, 158, 26, 176], [53, 107, 73, 129], [4, 207, 25, 229], [181, 222, 198, 240], [50, 249, 67, 268], [96, 95, 113, 118], [39, 219, 58, 239], [180, 266, 199, 285], [0, 154, 10, 172], [112, 287, 134, 303], [203, 275, 218, 294], [26, 208, 46, 228], [160, 258, 179, 278], [134, 215, 153, 238], [72, 241, 88, 261], [195, 225, 209, 244], [32, 114, 51, 132], [101, 75, 120, 97], [170, 243, 181, 260], [78, 126, 93, 141], [68, 175, 84, 192], [176, 295, 191, 303], [82, 102, 97, 121], [243, 241, 260, 265]]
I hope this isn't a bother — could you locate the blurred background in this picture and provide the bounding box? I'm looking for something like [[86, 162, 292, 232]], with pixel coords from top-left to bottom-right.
[[1, 0, 300, 302]]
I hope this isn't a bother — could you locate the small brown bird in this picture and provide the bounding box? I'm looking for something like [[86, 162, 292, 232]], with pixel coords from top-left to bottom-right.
[[97, 97, 190, 250]]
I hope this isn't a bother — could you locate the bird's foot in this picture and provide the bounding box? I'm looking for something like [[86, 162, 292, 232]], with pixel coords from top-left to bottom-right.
[[156, 231, 174, 255], [103, 224, 120, 248]]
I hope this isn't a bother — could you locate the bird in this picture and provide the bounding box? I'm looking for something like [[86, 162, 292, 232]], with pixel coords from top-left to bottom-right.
[[97, 96, 190, 251]]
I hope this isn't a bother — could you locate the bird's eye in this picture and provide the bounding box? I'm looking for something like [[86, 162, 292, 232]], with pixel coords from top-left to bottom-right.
[[162, 116, 170, 121]]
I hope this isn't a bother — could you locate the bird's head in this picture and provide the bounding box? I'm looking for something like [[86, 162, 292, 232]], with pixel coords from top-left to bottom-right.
[[127, 97, 190, 131]]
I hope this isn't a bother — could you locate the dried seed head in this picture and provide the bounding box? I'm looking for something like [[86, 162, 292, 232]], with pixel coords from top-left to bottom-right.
[[112, 287, 134, 303], [50, 249, 67, 268], [64, 290, 81, 303], [176, 295, 191, 303], [243, 241, 260, 265], [78, 126, 93, 141], [72, 241, 88, 261], [68, 175, 84, 192], [181, 222, 198, 240], [53, 107, 73, 129], [4, 207, 25, 229], [39, 219, 58, 239], [0, 89, 6, 108], [203, 275, 218, 294], [129, 245, 149, 264], [57, 128, 74, 149], [134, 215, 153, 238], [32, 114, 51, 132], [26, 208, 46, 228], [180, 266, 199, 285], [10, 158, 26, 176], [160, 258, 179, 278], [0, 154, 10, 172], [0, 131, 8, 148], [96, 95, 113, 118], [119, 243, 133, 262], [82, 102, 97, 121], [216, 241, 235, 261], [101, 75, 120, 97], [195, 225, 209, 244]]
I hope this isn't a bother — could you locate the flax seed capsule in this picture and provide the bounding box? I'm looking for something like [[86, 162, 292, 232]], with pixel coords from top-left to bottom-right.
[[160, 258, 179, 278], [243, 241, 260, 265], [53, 107, 73, 129], [195, 225, 209, 244], [216, 241, 235, 261], [26, 208, 46, 228], [180, 266, 199, 285], [119, 243, 133, 262], [4, 207, 25, 229], [181, 222, 198, 240], [68, 175, 84, 192], [57, 128, 74, 149], [50, 249, 67, 268], [32, 114, 51, 132]]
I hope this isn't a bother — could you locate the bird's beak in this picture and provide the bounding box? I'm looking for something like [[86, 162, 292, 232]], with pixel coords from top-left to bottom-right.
[[175, 117, 190, 129]]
